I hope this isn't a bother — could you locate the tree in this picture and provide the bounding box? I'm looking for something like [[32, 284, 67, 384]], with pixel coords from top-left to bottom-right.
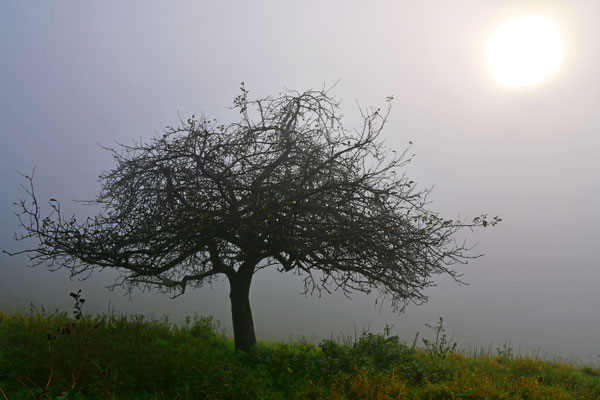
[[7, 84, 499, 352]]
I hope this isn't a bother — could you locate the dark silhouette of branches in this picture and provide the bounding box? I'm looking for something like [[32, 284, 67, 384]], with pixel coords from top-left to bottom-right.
[[6, 84, 499, 351]]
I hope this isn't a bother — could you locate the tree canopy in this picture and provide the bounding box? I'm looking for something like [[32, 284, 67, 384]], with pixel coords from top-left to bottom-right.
[[8, 84, 499, 351]]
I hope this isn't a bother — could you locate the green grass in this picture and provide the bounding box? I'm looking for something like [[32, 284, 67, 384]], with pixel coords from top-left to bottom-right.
[[1, 305, 599, 399]]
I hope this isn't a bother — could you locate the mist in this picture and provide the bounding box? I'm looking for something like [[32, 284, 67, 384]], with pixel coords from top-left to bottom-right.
[[1, 0, 599, 363]]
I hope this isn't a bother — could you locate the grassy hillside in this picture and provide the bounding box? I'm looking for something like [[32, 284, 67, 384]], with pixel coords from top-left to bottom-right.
[[1, 303, 599, 399]]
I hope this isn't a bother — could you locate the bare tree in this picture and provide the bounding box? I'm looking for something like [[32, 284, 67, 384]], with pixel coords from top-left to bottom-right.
[[6, 84, 499, 352]]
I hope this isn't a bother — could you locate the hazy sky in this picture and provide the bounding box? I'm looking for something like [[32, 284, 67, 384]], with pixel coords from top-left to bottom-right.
[[1, 1, 599, 362]]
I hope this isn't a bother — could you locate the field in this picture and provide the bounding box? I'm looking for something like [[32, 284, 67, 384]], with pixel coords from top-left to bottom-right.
[[1, 302, 600, 399]]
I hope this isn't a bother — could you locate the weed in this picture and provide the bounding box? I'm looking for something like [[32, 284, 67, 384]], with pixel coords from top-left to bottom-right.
[[2, 304, 600, 399], [0, 290, 97, 400], [421, 317, 457, 359], [496, 341, 514, 359]]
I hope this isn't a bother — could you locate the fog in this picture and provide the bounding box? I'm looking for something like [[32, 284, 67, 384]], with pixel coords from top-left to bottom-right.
[[1, 1, 599, 363]]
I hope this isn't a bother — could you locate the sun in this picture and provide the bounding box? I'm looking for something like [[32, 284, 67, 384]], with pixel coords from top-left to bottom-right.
[[486, 16, 563, 87]]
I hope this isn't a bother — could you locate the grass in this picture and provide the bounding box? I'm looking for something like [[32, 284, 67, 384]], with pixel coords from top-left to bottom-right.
[[1, 298, 599, 399]]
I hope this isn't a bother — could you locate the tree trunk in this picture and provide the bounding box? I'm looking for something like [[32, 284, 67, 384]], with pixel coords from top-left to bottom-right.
[[229, 272, 257, 352]]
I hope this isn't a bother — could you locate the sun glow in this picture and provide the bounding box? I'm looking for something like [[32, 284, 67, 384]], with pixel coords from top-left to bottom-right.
[[487, 16, 563, 87]]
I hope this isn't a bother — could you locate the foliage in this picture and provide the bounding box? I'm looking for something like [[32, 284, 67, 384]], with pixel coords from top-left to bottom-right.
[[1, 306, 599, 399]]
